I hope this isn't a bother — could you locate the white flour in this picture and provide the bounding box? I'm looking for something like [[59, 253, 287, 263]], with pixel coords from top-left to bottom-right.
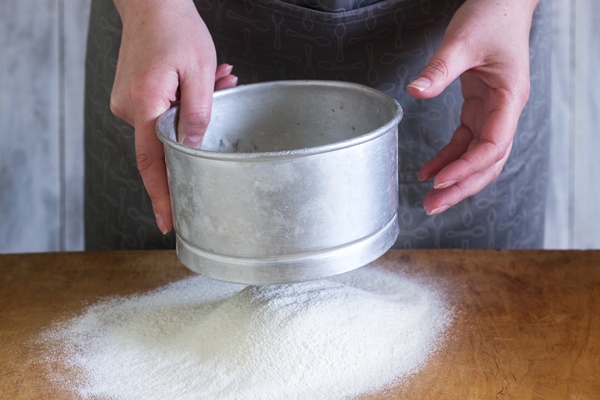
[[41, 265, 452, 400]]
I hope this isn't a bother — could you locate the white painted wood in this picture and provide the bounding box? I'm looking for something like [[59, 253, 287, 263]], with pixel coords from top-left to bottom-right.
[[0, 1, 61, 253], [63, 0, 91, 250], [0, 0, 90, 253], [544, 0, 573, 249], [573, 0, 600, 249]]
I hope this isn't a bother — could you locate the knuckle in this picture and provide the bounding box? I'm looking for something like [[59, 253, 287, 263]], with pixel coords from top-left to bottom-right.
[[109, 73, 123, 113], [517, 83, 531, 108], [136, 151, 154, 175], [109, 93, 126, 119], [425, 58, 450, 80], [180, 108, 212, 132], [491, 152, 509, 180], [481, 139, 510, 165], [500, 79, 530, 110], [492, 161, 504, 178], [493, 168, 503, 181], [494, 146, 508, 165]]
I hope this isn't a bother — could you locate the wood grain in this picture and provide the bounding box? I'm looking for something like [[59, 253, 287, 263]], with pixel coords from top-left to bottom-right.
[[1, 250, 598, 399]]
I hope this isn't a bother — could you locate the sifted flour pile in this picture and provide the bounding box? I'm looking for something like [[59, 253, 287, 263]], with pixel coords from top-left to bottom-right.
[[40, 265, 452, 400]]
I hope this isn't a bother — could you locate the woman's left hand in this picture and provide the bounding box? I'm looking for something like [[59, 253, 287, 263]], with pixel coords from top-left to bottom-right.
[[407, 0, 539, 215]]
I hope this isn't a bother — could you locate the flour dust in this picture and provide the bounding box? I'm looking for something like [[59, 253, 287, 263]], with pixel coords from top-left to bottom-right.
[[39, 264, 453, 400]]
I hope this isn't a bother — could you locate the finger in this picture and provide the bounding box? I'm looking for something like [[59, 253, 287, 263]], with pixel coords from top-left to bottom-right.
[[433, 97, 519, 188], [406, 39, 472, 99], [135, 120, 173, 234], [215, 64, 233, 81], [126, 71, 179, 234], [418, 123, 473, 182], [177, 66, 216, 148], [422, 142, 512, 215], [215, 75, 238, 91]]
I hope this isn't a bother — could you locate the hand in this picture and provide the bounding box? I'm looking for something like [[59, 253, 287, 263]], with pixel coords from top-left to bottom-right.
[[110, 0, 237, 234], [406, 0, 539, 215]]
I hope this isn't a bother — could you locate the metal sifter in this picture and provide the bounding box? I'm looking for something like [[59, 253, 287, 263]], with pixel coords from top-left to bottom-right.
[[156, 81, 403, 285]]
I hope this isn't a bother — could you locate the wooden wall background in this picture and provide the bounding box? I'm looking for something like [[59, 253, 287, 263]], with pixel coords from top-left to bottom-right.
[[1, 0, 599, 253], [1, 1, 90, 253]]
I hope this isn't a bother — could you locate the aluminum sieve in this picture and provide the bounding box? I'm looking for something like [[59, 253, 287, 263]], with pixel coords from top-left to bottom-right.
[[156, 80, 402, 285]]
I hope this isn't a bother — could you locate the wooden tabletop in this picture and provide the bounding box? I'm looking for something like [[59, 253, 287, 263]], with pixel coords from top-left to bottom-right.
[[1, 249, 599, 399]]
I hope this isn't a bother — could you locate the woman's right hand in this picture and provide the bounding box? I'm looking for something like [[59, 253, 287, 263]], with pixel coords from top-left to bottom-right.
[[110, 0, 237, 234]]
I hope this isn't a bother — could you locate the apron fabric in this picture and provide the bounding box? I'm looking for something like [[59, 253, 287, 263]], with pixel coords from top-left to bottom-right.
[[84, 0, 551, 250]]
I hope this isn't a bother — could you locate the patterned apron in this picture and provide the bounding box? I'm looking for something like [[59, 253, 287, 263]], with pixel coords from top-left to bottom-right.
[[84, 0, 551, 250]]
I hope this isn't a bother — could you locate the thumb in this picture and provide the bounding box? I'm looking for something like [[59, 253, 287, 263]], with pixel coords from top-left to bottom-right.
[[177, 69, 215, 148], [406, 40, 471, 99]]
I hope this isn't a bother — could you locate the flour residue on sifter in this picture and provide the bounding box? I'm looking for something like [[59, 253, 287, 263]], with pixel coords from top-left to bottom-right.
[[40, 265, 453, 400]]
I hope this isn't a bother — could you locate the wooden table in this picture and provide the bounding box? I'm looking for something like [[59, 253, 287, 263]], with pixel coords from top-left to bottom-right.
[[1, 250, 599, 399]]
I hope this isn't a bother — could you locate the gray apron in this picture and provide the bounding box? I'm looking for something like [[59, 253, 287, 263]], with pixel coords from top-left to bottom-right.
[[84, 0, 551, 250]]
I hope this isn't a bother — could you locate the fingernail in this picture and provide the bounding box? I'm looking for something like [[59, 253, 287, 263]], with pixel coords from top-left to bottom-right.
[[183, 135, 202, 148], [224, 64, 234, 74], [232, 76, 239, 86], [434, 180, 456, 189], [427, 205, 449, 216], [407, 77, 431, 92], [155, 213, 169, 235], [419, 173, 434, 182]]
